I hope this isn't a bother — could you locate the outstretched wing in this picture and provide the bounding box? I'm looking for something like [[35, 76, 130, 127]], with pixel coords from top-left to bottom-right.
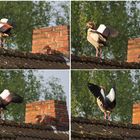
[[106, 88, 116, 102], [11, 93, 23, 103], [88, 83, 105, 101], [107, 26, 119, 38], [96, 24, 118, 38]]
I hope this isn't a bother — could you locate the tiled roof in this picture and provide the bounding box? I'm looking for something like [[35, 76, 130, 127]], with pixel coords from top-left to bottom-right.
[[0, 119, 69, 140], [0, 48, 69, 69], [72, 117, 140, 140], [71, 55, 140, 69]]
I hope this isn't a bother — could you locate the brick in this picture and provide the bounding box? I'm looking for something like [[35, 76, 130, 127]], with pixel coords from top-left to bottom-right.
[[128, 38, 140, 44], [133, 38, 140, 42], [57, 47, 68, 53], [32, 25, 69, 55], [32, 39, 50, 45], [127, 55, 139, 59], [133, 110, 140, 113], [127, 57, 140, 62], [133, 111, 140, 114], [37, 27, 54, 32], [33, 33, 47, 38], [132, 119, 140, 123], [133, 104, 140, 108], [54, 25, 68, 31], [60, 30, 69, 36], [127, 38, 140, 63], [55, 36, 69, 42], [56, 43, 65, 48], [47, 32, 60, 37], [128, 49, 140, 54], [63, 42, 69, 48], [132, 103, 140, 124], [127, 58, 140, 63], [25, 100, 69, 128], [128, 45, 140, 50], [133, 107, 140, 110], [33, 29, 42, 34]]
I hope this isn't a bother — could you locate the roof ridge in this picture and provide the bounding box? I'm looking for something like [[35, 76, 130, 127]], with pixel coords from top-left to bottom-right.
[[0, 119, 57, 130], [72, 117, 140, 130], [71, 55, 140, 69], [0, 48, 66, 63]]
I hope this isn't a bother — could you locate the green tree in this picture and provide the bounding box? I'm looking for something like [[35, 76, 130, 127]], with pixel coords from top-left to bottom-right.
[[0, 1, 51, 51], [0, 1, 69, 51], [0, 70, 41, 122], [44, 77, 66, 101], [71, 1, 140, 61], [52, 1, 70, 25], [0, 70, 66, 122]]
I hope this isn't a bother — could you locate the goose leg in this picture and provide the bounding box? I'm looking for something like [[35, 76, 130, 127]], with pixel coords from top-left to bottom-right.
[[0, 109, 2, 119], [96, 48, 99, 57], [2, 38, 5, 48], [1, 37, 4, 48], [0, 109, 4, 119], [0, 37, 2, 48], [108, 112, 111, 121], [99, 48, 102, 59], [104, 112, 107, 120], [96, 48, 100, 57]]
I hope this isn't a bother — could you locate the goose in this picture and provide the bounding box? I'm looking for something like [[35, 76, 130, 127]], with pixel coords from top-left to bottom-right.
[[86, 21, 118, 58], [0, 18, 13, 48], [88, 83, 116, 120], [0, 89, 23, 118]]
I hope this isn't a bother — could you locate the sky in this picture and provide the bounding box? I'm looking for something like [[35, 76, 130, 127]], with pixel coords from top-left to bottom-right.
[[49, 1, 70, 26], [33, 70, 70, 112]]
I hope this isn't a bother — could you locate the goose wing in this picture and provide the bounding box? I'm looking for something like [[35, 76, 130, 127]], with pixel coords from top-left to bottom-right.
[[10, 93, 23, 103], [88, 83, 105, 102], [106, 88, 116, 102], [105, 88, 116, 110], [107, 26, 119, 38]]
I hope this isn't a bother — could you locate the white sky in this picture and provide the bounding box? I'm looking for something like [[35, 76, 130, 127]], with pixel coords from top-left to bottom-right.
[[33, 70, 70, 112]]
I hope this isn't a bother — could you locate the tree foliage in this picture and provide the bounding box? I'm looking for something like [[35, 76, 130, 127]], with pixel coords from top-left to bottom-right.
[[0, 70, 66, 122], [0, 70, 41, 122], [71, 70, 140, 123], [51, 1, 70, 25], [0, 1, 69, 51], [71, 1, 140, 61], [44, 77, 66, 101]]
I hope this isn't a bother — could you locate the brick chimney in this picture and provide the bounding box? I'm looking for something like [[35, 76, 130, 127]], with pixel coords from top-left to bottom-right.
[[25, 100, 69, 129], [127, 38, 140, 62], [32, 25, 69, 56], [132, 103, 140, 124]]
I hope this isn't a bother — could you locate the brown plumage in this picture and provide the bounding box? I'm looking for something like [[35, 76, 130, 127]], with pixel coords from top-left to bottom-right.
[[0, 18, 13, 48], [0, 89, 23, 119], [86, 21, 118, 58], [86, 21, 107, 58]]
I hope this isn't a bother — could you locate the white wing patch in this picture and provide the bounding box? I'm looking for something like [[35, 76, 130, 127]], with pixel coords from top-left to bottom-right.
[[0, 89, 11, 100], [106, 88, 115, 102], [0, 18, 8, 23], [100, 88, 105, 99]]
